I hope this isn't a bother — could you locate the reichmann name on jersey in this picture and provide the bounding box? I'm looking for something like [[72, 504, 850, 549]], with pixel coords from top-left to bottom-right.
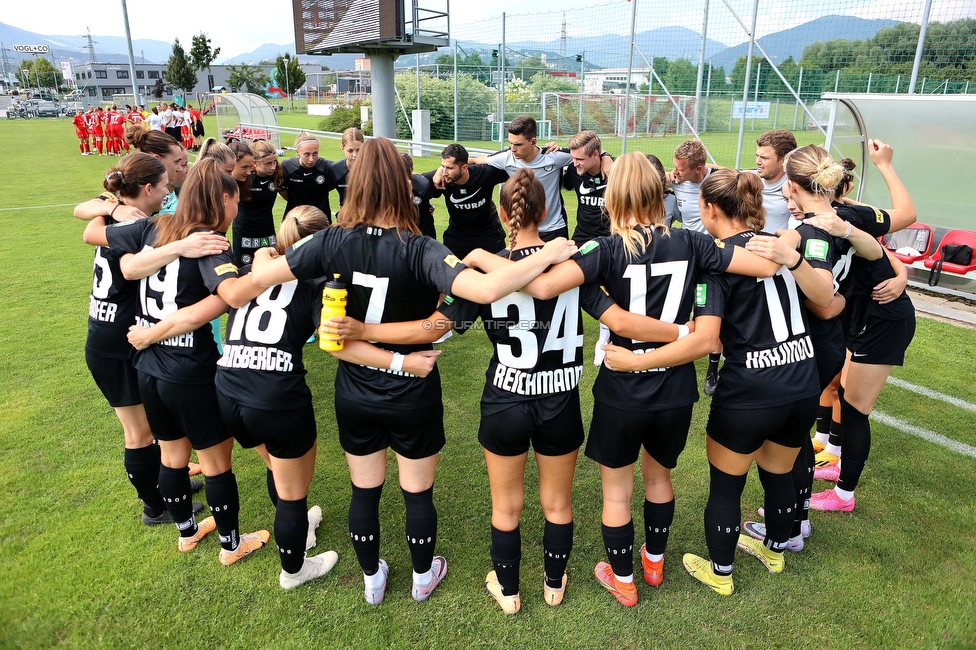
[[134, 316, 194, 348], [746, 335, 815, 369], [218, 344, 295, 372], [493, 363, 583, 396]]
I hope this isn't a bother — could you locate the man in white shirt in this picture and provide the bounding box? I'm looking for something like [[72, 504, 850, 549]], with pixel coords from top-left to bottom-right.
[[471, 116, 575, 241], [668, 139, 712, 233], [750, 129, 797, 233]]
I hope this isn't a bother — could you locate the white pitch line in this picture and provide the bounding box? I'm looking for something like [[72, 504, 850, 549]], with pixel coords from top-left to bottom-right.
[[872, 411, 976, 459], [0, 203, 78, 212], [886, 376, 976, 413]]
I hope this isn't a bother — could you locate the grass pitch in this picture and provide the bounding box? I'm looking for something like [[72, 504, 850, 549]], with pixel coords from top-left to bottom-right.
[[0, 116, 974, 648]]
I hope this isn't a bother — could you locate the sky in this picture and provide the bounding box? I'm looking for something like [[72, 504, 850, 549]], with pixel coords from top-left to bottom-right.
[[2, 0, 973, 59]]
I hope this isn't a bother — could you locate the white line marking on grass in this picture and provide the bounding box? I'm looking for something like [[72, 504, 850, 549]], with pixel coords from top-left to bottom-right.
[[872, 411, 976, 459], [0, 203, 78, 212], [886, 376, 976, 413]]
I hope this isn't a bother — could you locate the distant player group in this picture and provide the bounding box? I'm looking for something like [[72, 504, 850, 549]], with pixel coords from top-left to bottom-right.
[[74, 114, 916, 610], [72, 102, 204, 156]]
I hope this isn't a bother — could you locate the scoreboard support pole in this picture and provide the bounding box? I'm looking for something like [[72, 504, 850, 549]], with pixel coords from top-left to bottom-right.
[[369, 52, 398, 138]]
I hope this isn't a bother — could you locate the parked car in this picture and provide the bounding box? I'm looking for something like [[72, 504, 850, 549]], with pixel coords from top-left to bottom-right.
[[32, 100, 61, 117]]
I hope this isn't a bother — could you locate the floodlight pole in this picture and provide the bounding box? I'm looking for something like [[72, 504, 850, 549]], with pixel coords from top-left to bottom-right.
[[120, 0, 140, 106], [578, 52, 584, 133], [453, 39, 458, 142], [694, 0, 710, 132], [734, 0, 759, 170], [621, 0, 637, 153], [500, 12, 506, 145], [908, 0, 933, 94]]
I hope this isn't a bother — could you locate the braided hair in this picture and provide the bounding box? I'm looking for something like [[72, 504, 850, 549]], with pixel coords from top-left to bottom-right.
[[498, 168, 546, 256]]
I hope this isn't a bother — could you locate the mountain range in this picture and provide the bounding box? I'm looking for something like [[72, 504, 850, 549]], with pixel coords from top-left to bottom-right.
[[1, 15, 902, 74]]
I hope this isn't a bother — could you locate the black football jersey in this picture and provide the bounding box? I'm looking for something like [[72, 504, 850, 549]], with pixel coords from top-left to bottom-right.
[[331, 159, 350, 206], [411, 173, 436, 238], [830, 203, 913, 329], [562, 165, 609, 244], [86, 193, 139, 359], [216, 265, 324, 410], [573, 227, 733, 411], [422, 164, 510, 235], [695, 231, 820, 409], [282, 157, 335, 220], [793, 223, 842, 344], [106, 219, 239, 384], [439, 246, 584, 414], [286, 225, 467, 409], [234, 173, 279, 238]]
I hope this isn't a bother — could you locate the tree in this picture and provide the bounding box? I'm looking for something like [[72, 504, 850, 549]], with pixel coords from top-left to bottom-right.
[[189, 32, 221, 77], [17, 57, 59, 90], [152, 78, 165, 99], [165, 38, 197, 96], [392, 72, 495, 140], [274, 54, 306, 96], [528, 72, 578, 94], [226, 64, 270, 94]]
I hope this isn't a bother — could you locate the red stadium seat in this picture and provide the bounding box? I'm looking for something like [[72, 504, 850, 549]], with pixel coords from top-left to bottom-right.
[[923, 230, 976, 274], [883, 223, 934, 263]]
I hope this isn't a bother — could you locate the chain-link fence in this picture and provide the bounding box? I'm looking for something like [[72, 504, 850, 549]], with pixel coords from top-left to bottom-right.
[[388, 0, 974, 167]]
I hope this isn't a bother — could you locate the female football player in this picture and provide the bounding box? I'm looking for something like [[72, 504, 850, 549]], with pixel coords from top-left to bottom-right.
[[251, 138, 577, 606], [601, 168, 834, 595], [330, 127, 364, 209], [232, 140, 282, 265], [281, 132, 334, 223], [85, 159, 272, 564]]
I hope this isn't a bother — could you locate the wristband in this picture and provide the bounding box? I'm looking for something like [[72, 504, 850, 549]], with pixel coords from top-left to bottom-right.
[[676, 324, 690, 340], [787, 254, 804, 271], [389, 352, 405, 373], [841, 222, 854, 239]]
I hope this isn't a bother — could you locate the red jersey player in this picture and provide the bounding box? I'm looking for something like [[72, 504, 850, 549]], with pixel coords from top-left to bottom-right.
[[72, 109, 91, 155]]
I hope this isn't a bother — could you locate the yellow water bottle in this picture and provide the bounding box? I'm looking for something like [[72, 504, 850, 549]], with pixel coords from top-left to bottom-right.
[[319, 274, 347, 351]]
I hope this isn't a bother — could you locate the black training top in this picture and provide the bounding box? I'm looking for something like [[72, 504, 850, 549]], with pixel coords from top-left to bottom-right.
[[86, 193, 138, 359], [696, 230, 823, 409], [562, 164, 610, 244], [216, 264, 325, 410], [107, 219, 237, 383], [234, 173, 280, 238], [573, 226, 733, 412], [282, 157, 335, 220], [422, 164, 510, 235], [286, 225, 467, 409], [440, 246, 584, 415]]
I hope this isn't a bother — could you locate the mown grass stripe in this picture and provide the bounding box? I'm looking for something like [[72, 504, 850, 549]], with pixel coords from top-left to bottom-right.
[[886, 376, 976, 413], [873, 410, 976, 458]]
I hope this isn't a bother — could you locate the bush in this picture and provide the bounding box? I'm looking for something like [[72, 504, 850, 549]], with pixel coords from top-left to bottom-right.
[[318, 105, 361, 133]]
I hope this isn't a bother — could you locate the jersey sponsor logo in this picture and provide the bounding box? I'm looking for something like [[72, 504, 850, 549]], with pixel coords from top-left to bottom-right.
[[442, 295, 455, 305], [874, 208, 884, 223], [804, 239, 829, 261], [242, 236, 276, 248], [579, 195, 605, 207], [217, 344, 295, 372], [214, 263, 238, 276], [450, 188, 481, 203], [745, 335, 815, 369], [303, 171, 313, 176], [292, 234, 313, 249], [579, 240, 600, 255], [443, 254, 461, 268], [89, 296, 118, 322], [492, 363, 583, 396], [578, 182, 606, 196], [696, 284, 707, 305], [315, 175, 326, 185], [713, 239, 726, 248]]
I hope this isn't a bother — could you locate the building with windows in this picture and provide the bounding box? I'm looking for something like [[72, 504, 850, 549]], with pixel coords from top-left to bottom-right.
[[71, 62, 322, 103]]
